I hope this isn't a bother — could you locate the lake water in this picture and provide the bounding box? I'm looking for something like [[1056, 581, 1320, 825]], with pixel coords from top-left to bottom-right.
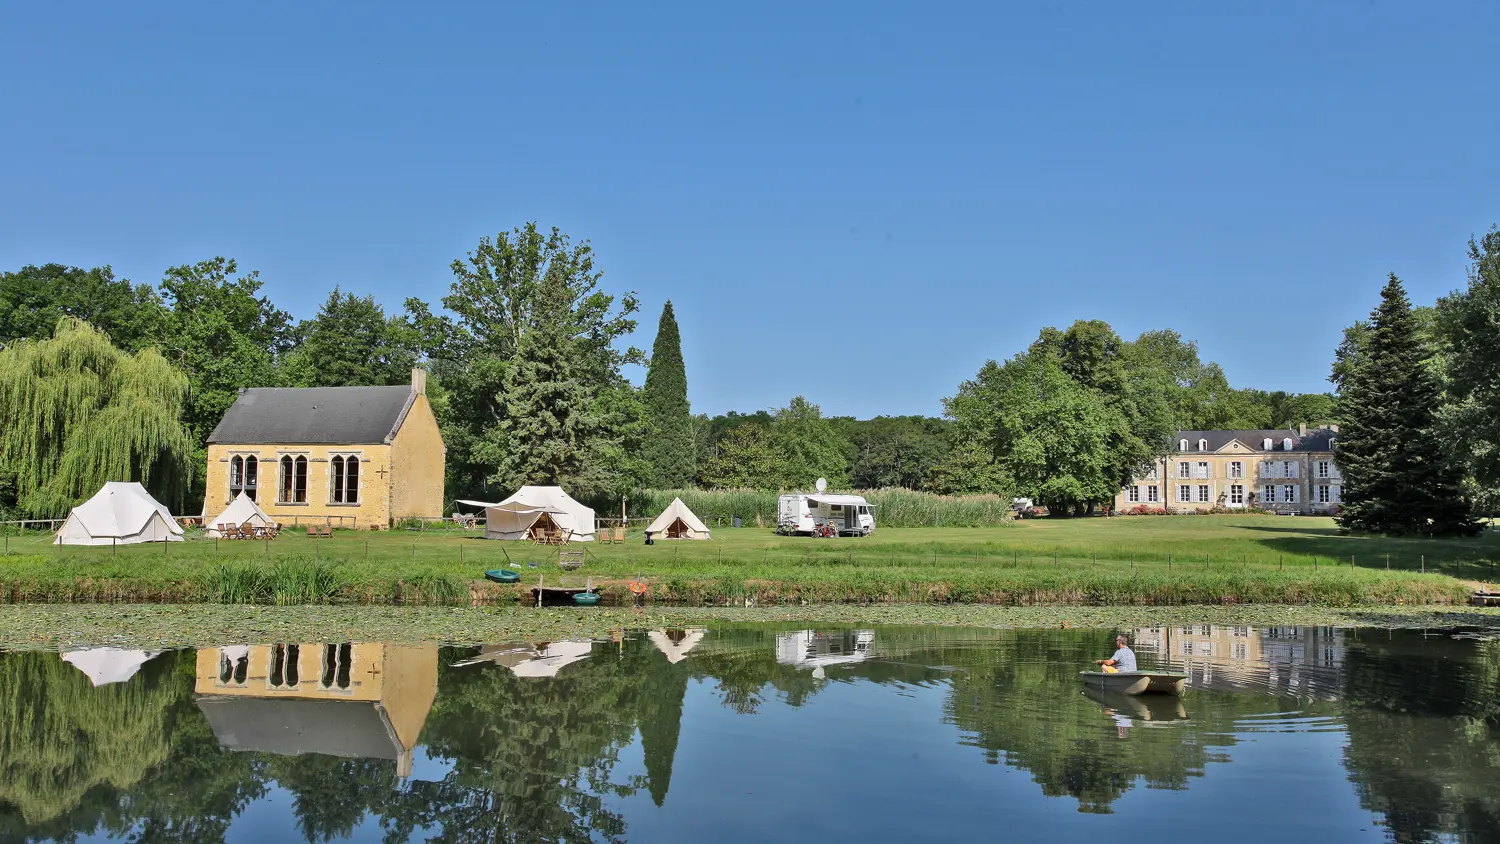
[[2, 623, 1498, 843]]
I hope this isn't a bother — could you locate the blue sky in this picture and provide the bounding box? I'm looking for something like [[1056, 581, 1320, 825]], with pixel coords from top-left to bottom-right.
[[2, 2, 1496, 418]]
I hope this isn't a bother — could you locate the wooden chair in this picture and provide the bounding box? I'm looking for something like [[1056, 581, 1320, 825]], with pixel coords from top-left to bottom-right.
[[614, 526, 626, 543]]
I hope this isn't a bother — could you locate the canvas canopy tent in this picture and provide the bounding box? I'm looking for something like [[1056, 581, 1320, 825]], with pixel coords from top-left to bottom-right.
[[206, 492, 278, 538], [450, 641, 594, 678], [61, 648, 160, 686], [457, 485, 596, 541], [54, 482, 184, 546], [645, 497, 711, 540]]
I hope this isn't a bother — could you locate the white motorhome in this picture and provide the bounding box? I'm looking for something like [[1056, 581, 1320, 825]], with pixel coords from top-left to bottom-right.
[[775, 492, 876, 536]]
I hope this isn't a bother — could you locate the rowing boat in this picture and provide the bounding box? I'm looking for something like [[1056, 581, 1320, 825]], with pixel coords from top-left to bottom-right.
[[1079, 670, 1188, 696]]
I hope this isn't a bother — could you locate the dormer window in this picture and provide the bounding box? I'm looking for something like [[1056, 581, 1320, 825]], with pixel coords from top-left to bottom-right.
[[1198, 439, 1208, 452], [1282, 438, 1294, 451], [1179, 439, 1189, 452], [1262, 438, 1273, 451]]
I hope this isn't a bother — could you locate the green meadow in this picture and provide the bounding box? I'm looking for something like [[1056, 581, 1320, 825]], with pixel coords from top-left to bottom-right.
[[2, 514, 1497, 607]]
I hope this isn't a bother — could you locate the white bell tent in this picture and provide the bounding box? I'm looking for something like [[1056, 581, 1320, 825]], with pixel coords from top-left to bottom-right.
[[450, 641, 594, 678], [206, 492, 278, 538], [61, 648, 160, 686], [54, 482, 183, 546], [458, 485, 596, 541], [645, 497, 711, 539], [648, 629, 706, 664]]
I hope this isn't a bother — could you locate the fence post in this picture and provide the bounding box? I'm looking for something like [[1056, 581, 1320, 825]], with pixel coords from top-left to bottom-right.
[[1421, 555, 1425, 574], [1279, 554, 1283, 571], [1385, 554, 1389, 570]]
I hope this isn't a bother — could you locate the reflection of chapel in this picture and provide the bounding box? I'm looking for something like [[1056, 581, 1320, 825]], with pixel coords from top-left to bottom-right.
[[193, 642, 438, 776]]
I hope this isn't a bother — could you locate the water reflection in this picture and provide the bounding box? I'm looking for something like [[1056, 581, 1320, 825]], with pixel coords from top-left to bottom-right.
[[0, 624, 1496, 843]]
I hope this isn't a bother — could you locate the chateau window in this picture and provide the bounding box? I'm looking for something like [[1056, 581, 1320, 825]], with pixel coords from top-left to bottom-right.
[[1283, 438, 1294, 451], [1263, 485, 1277, 503], [330, 456, 361, 504], [1318, 485, 1331, 504], [1146, 486, 1159, 503], [1284, 485, 1298, 503], [1177, 461, 1191, 479], [1198, 439, 1208, 452], [1262, 438, 1273, 450], [1128, 486, 1140, 503], [1229, 461, 1244, 479], [268, 644, 301, 689], [1283, 461, 1298, 478], [230, 456, 242, 488], [1178, 484, 1192, 502], [321, 643, 353, 690], [1195, 461, 1210, 479], [279, 456, 308, 504], [1317, 461, 1330, 479], [1198, 485, 1210, 503], [1230, 485, 1244, 505]]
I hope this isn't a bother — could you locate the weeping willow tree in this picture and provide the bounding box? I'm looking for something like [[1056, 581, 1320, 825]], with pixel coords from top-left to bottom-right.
[[0, 317, 192, 516]]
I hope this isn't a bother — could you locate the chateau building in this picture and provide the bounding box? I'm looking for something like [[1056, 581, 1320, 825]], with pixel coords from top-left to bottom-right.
[[204, 369, 445, 528], [1113, 424, 1341, 515]]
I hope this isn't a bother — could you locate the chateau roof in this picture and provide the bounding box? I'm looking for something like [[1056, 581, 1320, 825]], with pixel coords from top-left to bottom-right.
[[1174, 428, 1336, 454], [207, 386, 415, 445]]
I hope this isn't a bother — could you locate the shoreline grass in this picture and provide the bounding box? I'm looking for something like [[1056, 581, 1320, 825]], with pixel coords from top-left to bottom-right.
[[2, 517, 1495, 608]]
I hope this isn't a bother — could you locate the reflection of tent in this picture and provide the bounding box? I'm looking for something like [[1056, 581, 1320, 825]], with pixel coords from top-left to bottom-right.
[[61, 648, 159, 686], [648, 629, 706, 664], [205, 492, 278, 538], [458, 485, 596, 541], [451, 641, 594, 678], [54, 482, 183, 545], [646, 498, 711, 540]]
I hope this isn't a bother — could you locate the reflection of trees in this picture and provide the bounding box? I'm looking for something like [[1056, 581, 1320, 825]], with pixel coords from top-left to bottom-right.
[[0, 650, 261, 844], [1341, 632, 1500, 844]]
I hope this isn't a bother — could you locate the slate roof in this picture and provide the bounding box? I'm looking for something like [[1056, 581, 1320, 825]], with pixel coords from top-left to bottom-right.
[[207, 386, 415, 445], [195, 696, 403, 759], [1174, 428, 1336, 454]]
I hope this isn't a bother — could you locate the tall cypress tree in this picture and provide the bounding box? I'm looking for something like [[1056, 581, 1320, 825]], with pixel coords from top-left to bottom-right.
[[642, 301, 695, 487], [1336, 274, 1476, 536]]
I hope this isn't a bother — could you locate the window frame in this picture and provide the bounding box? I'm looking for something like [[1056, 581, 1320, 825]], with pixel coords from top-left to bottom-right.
[[1197, 484, 1210, 503], [1263, 484, 1277, 503]]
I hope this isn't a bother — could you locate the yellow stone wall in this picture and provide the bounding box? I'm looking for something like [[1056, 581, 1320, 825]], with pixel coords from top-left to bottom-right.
[[389, 392, 446, 520], [205, 443, 394, 529], [194, 642, 389, 700]]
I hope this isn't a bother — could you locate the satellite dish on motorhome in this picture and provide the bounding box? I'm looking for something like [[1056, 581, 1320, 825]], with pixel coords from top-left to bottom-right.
[[815, 478, 827, 493]]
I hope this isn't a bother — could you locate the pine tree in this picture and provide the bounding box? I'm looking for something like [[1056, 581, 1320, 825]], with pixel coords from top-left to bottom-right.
[[642, 301, 695, 487], [1336, 274, 1477, 536]]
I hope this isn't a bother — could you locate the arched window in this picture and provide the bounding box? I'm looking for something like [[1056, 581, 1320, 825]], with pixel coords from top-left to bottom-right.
[[294, 456, 308, 503], [330, 456, 345, 503], [280, 456, 308, 504], [1282, 438, 1293, 451], [1179, 439, 1188, 452], [345, 457, 359, 504], [1262, 438, 1273, 451], [1329, 437, 1336, 450], [230, 456, 243, 488], [244, 456, 258, 502], [280, 456, 294, 503], [1197, 439, 1208, 452]]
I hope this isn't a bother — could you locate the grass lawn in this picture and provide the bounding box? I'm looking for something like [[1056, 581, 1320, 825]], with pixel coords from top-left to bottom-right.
[[2, 514, 1497, 606]]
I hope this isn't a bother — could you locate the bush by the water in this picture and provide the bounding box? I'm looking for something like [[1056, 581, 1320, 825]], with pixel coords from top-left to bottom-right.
[[622, 488, 1014, 528]]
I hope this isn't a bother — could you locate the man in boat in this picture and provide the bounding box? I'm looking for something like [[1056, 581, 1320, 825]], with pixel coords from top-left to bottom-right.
[[1094, 635, 1137, 674]]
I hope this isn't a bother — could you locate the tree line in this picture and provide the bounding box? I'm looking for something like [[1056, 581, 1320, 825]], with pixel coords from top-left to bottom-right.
[[4, 221, 1494, 536]]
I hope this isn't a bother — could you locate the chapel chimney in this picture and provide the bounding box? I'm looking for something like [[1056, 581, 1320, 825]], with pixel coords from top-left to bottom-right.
[[411, 368, 427, 395], [1298, 422, 1307, 437]]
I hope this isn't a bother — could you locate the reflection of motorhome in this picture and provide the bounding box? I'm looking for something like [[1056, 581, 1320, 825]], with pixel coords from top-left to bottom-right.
[[775, 630, 876, 668], [776, 493, 876, 536]]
